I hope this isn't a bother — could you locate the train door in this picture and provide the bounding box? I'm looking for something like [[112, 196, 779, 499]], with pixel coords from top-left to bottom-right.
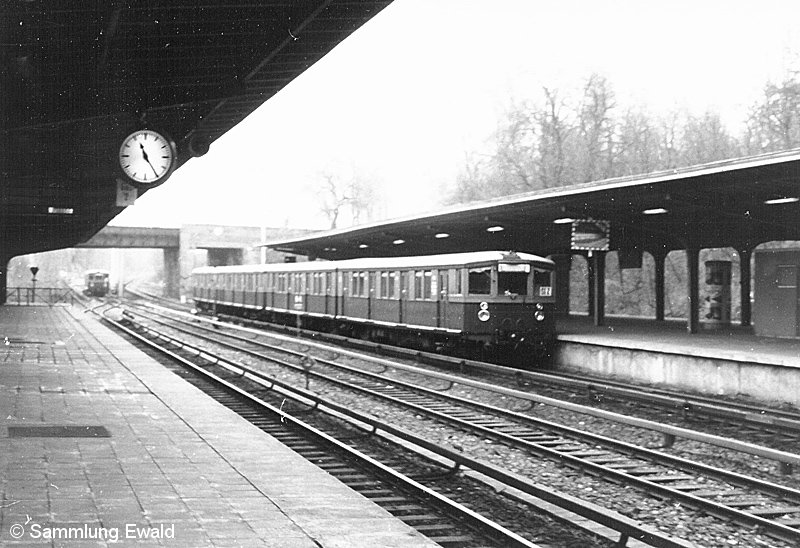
[[337, 271, 345, 317], [399, 270, 408, 323], [437, 270, 448, 328]]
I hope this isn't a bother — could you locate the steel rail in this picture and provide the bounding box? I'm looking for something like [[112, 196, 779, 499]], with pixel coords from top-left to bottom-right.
[[114, 310, 695, 548], [126, 297, 800, 432], [102, 311, 540, 548], [121, 306, 800, 496], [120, 308, 800, 544], [128, 301, 800, 471]]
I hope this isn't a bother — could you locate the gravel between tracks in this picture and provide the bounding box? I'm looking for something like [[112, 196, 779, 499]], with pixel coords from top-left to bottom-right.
[[147, 317, 795, 548]]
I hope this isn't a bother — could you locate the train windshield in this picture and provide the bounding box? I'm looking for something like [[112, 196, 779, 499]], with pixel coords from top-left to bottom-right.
[[467, 267, 491, 295], [498, 262, 529, 296]]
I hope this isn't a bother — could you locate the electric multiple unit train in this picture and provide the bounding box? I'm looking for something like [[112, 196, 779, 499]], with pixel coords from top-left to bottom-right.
[[192, 251, 556, 364]]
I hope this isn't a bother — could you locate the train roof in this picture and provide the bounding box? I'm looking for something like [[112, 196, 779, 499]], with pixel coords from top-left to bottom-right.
[[192, 251, 554, 275]]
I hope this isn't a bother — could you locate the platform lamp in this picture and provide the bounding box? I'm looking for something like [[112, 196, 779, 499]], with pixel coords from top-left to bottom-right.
[[29, 266, 38, 304]]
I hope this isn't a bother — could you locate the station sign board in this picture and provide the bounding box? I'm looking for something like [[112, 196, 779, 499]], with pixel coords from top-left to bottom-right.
[[571, 219, 610, 251]]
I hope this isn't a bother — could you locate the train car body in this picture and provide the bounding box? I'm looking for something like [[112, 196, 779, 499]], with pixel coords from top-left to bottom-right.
[[84, 269, 111, 297], [192, 251, 556, 363]]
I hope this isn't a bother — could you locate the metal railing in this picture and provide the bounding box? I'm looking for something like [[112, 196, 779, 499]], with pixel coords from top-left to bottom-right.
[[5, 287, 75, 306]]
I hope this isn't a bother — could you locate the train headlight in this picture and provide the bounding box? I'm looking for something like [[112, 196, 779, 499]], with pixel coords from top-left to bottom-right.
[[536, 303, 544, 310], [535, 310, 545, 322], [479, 301, 489, 310], [478, 309, 491, 322]]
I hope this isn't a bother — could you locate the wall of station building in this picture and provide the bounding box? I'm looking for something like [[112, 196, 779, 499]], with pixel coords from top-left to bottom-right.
[[177, 224, 312, 298], [754, 248, 800, 338]]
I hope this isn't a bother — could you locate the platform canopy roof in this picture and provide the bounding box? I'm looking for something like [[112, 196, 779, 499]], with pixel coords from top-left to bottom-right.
[[0, 0, 392, 258], [264, 149, 800, 260]]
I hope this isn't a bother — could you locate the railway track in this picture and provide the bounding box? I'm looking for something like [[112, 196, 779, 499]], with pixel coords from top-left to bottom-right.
[[183, 302, 800, 454], [102, 303, 697, 548], [115, 302, 800, 546], [124, 300, 800, 465], [108, 314, 544, 548], [123, 293, 800, 450]]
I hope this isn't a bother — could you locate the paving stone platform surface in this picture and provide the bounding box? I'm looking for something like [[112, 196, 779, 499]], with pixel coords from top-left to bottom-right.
[[0, 305, 436, 547]]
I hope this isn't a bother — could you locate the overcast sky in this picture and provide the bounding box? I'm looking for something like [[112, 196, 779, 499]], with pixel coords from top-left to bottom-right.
[[112, 0, 800, 231]]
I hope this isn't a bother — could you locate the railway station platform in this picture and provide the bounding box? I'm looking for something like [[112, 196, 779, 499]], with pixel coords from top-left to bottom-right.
[[555, 315, 800, 407], [0, 305, 436, 547]]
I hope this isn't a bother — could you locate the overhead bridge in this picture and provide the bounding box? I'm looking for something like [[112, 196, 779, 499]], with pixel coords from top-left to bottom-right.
[[78, 227, 180, 250], [72, 225, 311, 299]]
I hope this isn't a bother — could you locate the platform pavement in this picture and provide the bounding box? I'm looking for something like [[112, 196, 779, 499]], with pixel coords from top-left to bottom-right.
[[0, 305, 438, 547], [557, 314, 800, 368], [555, 314, 800, 406]]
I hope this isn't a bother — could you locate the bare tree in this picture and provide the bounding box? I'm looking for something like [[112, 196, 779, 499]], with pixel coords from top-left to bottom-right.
[[680, 111, 740, 165], [746, 72, 800, 152], [318, 173, 349, 229], [616, 107, 663, 175], [577, 74, 617, 182], [348, 172, 378, 225], [315, 170, 382, 229], [534, 86, 572, 188]]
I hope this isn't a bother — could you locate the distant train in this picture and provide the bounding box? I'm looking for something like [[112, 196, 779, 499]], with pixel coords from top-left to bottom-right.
[[192, 251, 556, 364], [84, 270, 111, 297]]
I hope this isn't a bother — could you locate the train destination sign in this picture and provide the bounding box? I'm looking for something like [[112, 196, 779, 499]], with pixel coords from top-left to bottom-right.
[[571, 219, 610, 251]]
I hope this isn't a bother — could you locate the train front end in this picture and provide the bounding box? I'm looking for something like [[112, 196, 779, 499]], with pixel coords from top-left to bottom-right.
[[461, 252, 556, 364]]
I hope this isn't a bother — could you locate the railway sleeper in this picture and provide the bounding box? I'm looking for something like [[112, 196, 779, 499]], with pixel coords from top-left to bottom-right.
[[748, 506, 800, 517], [401, 515, 446, 525], [724, 498, 778, 507], [638, 474, 697, 483]]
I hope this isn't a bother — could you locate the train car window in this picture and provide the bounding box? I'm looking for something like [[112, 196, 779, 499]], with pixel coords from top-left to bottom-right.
[[400, 271, 409, 298], [423, 270, 433, 300], [350, 272, 357, 295], [380, 272, 388, 298], [388, 271, 397, 298], [325, 272, 332, 294], [414, 271, 423, 299], [468, 267, 492, 295], [498, 263, 528, 296], [534, 269, 552, 286], [534, 269, 553, 297], [359, 271, 368, 297], [453, 268, 463, 295]]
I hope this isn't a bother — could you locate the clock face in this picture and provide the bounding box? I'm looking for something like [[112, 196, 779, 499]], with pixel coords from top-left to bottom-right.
[[118, 130, 176, 185]]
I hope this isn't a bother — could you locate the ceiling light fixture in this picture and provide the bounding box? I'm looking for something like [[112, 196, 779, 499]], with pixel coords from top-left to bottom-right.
[[764, 197, 800, 205], [552, 217, 575, 224], [392, 239, 405, 245], [486, 225, 504, 233], [435, 232, 450, 239], [642, 207, 668, 215], [358, 244, 369, 249]]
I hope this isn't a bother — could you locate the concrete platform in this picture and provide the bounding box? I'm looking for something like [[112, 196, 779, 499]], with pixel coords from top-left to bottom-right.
[[0, 305, 437, 547], [555, 315, 800, 406]]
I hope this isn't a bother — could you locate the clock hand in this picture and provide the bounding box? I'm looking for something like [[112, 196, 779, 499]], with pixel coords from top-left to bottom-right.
[[140, 143, 160, 177]]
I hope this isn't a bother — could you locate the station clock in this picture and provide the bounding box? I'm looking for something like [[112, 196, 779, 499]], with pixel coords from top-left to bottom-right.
[[118, 129, 177, 186]]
